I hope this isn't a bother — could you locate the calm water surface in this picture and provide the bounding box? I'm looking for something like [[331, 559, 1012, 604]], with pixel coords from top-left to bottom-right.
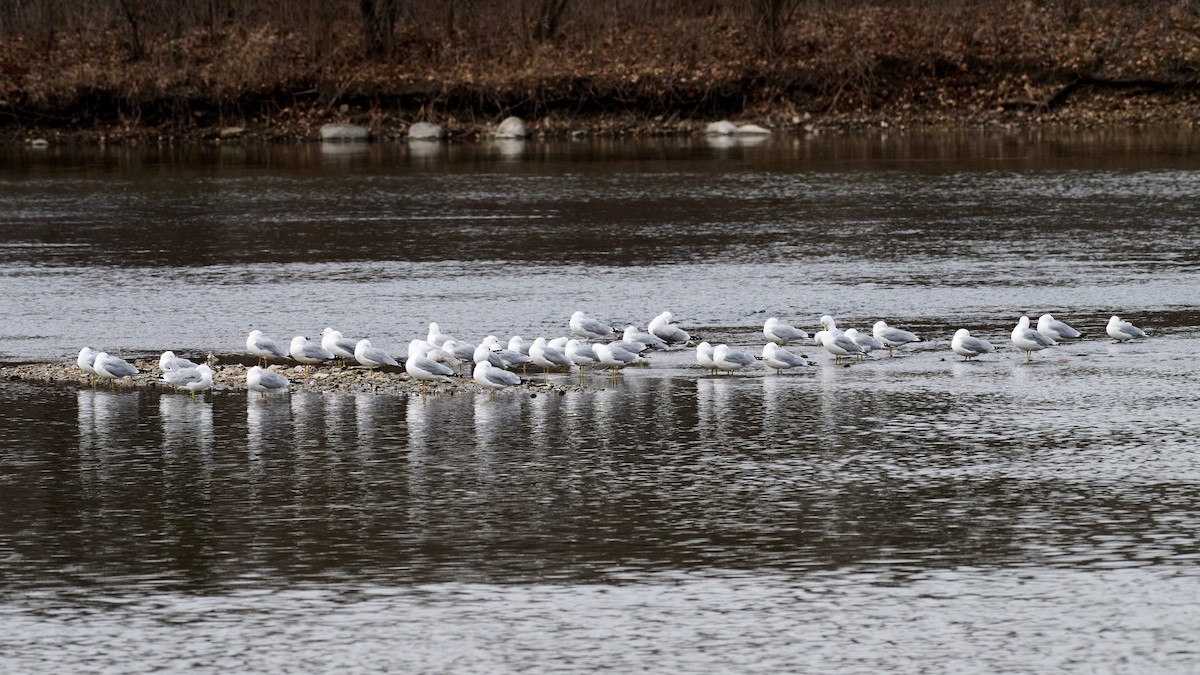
[[2, 131, 1200, 672]]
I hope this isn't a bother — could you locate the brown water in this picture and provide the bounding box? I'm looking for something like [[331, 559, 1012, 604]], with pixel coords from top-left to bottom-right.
[[2, 131, 1200, 673]]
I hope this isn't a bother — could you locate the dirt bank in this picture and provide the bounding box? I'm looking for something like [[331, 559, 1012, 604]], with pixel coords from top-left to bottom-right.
[[3, 1, 1200, 145]]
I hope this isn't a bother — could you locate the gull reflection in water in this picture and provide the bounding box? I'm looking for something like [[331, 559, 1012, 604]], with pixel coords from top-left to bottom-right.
[[77, 389, 141, 453], [247, 394, 293, 454], [323, 392, 352, 449], [473, 393, 521, 457], [159, 395, 214, 455], [407, 394, 432, 451]]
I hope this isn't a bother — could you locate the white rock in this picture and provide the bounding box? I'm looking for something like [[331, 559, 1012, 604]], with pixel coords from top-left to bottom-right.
[[735, 123, 771, 135], [408, 122, 444, 140], [704, 120, 738, 135], [494, 116, 528, 138], [319, 124, 369, 142]]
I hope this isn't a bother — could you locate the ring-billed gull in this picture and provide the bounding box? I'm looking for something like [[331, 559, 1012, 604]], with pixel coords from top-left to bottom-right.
[[951, 328, 995, 360], [473, 360, 521, 398], [507, 336, 532, 356], [406, 340, 455, 392], [481, 335, 533, 370], [472, 341, 505, 368], [1011, 316, 1056, 362], [290, 335, 334, 370], [1106, 315, 1147, 342], [843, 328, 885, 357], [1037, 314, 1082, 341], [593, 342, 641, 377], [321, 328, 359, 366], [695, 341, 717, 375], [163, 364, 213, 399], [530, 337, 573, 380], [247, 365, 289, 397], [93, 351, 138, 389], [623, 325, 668, 350], [565, 339, 599, 379], [762, 342, 810, 373], [77, 347, 99, 386], [570, 311, 616, 340], [648, 311, 690, 344], [354, 339, 399, 369], [872, 321, 921, 357], [814, 329, 865, 363], [426, 322, 453, 349], [763, 317, 808, 345], [712, 344, 757, 374], [159, 350, 198, 372], [246, 330, 288, 366]]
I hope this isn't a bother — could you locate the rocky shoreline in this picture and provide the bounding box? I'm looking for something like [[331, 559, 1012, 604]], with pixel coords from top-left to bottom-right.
[[1, 359, 575, 397]]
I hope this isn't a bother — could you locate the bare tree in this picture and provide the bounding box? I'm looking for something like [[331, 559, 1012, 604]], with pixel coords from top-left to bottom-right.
[[749, 0, 801, 57], [536, 0, 570, 41], [361, 0, 400, 59]]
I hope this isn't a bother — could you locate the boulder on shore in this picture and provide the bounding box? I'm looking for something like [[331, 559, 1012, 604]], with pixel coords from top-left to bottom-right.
[[319, 124, 370, 142], [494, 116, 528, 139], [408, 122, 445, 140]]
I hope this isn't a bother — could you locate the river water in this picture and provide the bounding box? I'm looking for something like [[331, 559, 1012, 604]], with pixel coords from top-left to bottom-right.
[[2, 130, 1200, 672]]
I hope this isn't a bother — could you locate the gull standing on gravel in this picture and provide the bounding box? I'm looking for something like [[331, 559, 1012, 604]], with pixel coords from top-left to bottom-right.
[[529, 337, 573, 380], [246, 330, 289, 367], [1011, 316, 1056, 362], [247, 366, 289, 397], [354, 339, 399, 369], [570, 311, 616, 340], [473, 358, 521, 398], [565, 339, 599, 379], [762, 343, 810, 374], [93, 351, 138, 389], [1106, 315, 1147, 342], [77, 347, 99, 386], [712, 344, 757, 374], [321, 328, 359, 366], [649, 311, 690, 345], [1037, 314, 1082, 341], [406, 340, 455, 392], [164, 364, 213, 399], [951, 329, 996, 360], [290, 336, 334, 370], [763, 317, 809, 345], [872, 321, 922, 357]]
